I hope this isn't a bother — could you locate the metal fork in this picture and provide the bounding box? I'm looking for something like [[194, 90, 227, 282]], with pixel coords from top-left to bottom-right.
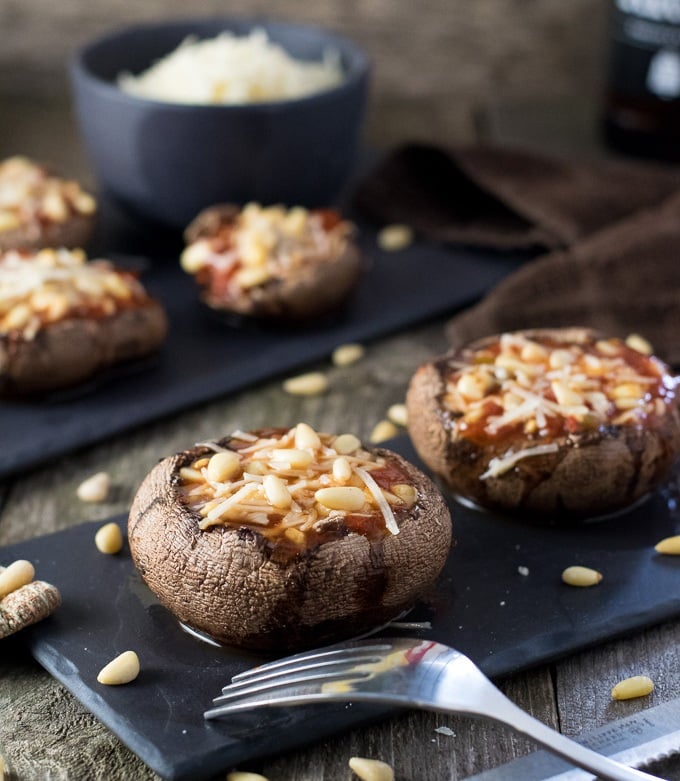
[[205, 637, 663, 781]]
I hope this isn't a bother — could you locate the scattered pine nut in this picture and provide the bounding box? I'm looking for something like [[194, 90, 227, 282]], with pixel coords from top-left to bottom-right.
[[369, 420, 399, 443], [625, 333, 653, 355], [654, 535, 680, 555], [332, 342, 365, 367], [561, 565, 603, 587], [0, 560, 35, 598], [387, 403, 408, 427], [377, 223, 414, 252], [282, 371, 329, 396], [76, 471, 111, 503], [97, 650, 140, 685], [95, 522, 124, 554], [611, 675, 654, 701], [226, 773, 270, 781], [349, 757, 395, 781]]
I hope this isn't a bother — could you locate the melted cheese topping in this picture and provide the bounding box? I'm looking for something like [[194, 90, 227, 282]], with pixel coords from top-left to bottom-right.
[[179, 424, 416, 546], [180, 203, 352, 297], [443, 332, 677, 478], [0, 248, 150, 338], [0, 156, 96, 233]]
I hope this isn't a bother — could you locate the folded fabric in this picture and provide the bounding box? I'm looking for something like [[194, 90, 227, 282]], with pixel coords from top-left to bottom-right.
[[353, 143, 680, 250], [445, 190, 680, 367]]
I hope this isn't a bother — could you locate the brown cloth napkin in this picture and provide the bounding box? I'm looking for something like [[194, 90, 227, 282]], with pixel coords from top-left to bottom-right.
[[445, 190, 680, 367], [354, 143, 680, 250]]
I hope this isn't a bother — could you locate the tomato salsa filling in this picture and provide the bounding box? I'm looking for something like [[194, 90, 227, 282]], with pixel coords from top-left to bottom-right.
[[179, 424, 418, 550], [440, 332, 677, 478]]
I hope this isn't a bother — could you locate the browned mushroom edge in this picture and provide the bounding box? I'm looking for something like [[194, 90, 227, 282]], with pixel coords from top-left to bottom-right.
[[128, 434, 453, 651], [406, 327, 680, 520], [0, 212, 95, 253], [0, 300, 167, 396]]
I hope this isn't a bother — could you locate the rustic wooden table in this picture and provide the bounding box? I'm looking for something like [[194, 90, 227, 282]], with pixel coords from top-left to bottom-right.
[[1, 94, 680, 781]]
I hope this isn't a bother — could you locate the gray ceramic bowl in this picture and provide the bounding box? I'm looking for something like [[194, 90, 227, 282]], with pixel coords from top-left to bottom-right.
[[70, 18, 369, 228]]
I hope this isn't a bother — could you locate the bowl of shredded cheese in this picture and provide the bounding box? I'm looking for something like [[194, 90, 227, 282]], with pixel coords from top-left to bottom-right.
[[70, 18, 369, 228]]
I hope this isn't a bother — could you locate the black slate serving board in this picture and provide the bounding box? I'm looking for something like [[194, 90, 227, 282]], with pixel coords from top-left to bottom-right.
[[3, 437, 680, 780], [0, 215, 520, 480]]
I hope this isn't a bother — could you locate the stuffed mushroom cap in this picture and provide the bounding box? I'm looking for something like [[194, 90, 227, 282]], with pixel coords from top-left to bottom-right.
[[407, 327, 680, 519], [0, 247, 166, 395], [128, 424, 452, 650], [180, 202, 362, 320], [0, 156, 96, 252]]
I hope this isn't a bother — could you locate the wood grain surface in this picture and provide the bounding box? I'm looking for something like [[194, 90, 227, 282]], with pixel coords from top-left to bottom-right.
[[3, 3, 680, 777]]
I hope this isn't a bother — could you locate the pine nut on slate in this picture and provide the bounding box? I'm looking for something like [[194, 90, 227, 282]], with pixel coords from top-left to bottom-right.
[[377, 223, 414, 251], [654, 535, 680, 555], [349, 756, 395, 781], [561, 565, 603, 587], [226, 773, 270, 781], [611, 675, 654, 700], [97, 650, 140, 685], [0, 560, 35, 598], [95, 522, 123, 554]]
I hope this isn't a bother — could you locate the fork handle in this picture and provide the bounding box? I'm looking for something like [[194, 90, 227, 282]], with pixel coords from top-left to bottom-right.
[[471, 694, 661, 781]]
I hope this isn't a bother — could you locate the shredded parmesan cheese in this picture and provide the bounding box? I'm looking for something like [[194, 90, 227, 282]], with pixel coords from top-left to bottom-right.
[[479, 443, 560, 480], [354, 466, 400, 535], [118, 29, 343, 106]]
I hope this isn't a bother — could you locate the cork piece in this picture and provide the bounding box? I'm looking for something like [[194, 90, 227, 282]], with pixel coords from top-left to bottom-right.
[[0, 571, 61, 639]]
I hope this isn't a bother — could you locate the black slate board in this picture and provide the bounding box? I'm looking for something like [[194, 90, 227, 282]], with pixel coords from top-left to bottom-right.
[[3, 437, 680, 780], [0, 219, 520, 480]]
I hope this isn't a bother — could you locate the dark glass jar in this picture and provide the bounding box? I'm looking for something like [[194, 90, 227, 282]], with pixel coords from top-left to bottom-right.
[[603, 0, 680, 160]]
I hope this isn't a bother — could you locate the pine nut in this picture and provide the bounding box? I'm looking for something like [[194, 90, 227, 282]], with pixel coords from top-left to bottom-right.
[[596, 339, 619, 356], [180, 241, 209, 274], [520, 341, 549, 362], [74, 191, 97, 215], [97, 650, 140, 685], [263, 474, 292, 508], [625, 333, 653, 355], [349, 756, 395, 781], [387, 403, 408, 427], [282, 371, 329, 396], [561, 565, 603, 587], [235, 266, 271, 289], [551, 380, 583, 407], [611, 675, 654, 701], [0, 560, 35, 598], [332, 342, 365, 366], [392, 484, 418, 507], [76, 471, 110, 503], [271, 448, 313, 468], [226, 772, 270, 781], [369, 420, 399, 443], [333, 456, 353, 483], [612, 383, 643, 399], [95, 522, 123, 555], [654, 535, 680, 554], [333, 433, 361, 454], [180, 467, 204, 482], [457, 372, 491, 400], [206, 451, 241, 483], [295, 422, 321, 450], [377, 223, 413, 252], [315, 486, 366, 511], [549, 349, 575, 369], [0, 753, 7, 780]]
